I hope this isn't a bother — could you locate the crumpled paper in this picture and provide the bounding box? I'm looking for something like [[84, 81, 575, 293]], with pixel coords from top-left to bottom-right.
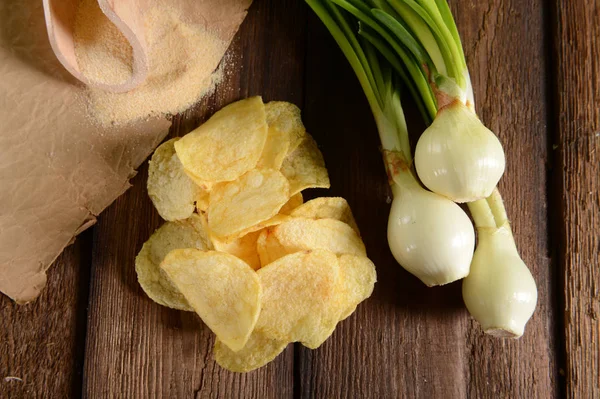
[[0, 0, 251, 303]]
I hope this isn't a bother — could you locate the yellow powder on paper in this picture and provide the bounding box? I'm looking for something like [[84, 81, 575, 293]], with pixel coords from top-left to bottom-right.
[[74, 0, 133, 85], [74, 3, 228, 126]]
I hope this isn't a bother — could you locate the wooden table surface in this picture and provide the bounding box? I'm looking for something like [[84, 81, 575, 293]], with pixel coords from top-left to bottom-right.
[[2, 0, 599, 398]]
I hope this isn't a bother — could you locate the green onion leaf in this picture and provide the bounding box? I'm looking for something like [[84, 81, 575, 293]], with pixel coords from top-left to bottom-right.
[[371, 9, 434, 73], [385, 0, 447, 75]]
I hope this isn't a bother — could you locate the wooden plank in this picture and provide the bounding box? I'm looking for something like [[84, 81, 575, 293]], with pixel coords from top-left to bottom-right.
[[81, 1, 306, 397], [552, 1, 600, 397], [0, 234, 92, 399], [300, 0, 558, 397], [454, 1, 560, 396]]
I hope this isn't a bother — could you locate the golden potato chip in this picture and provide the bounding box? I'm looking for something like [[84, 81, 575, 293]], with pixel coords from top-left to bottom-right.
[[301, 318, 338, 349], [256, 126, 290, 170], [337, 254, 377, 321], [214, 331, 288, 373], [195, 188, 210, 213], [279, 192, 303, 215], [298, 256, 376, 347], [147, 138, 201, 221], [290, 197, 360, 234], [255, 230, 274, 267], [208, 169, 290, 238], [161, 249, 261, 352], [186, 172, 213, 191], [211, 230, 262, 271], [256, 250, 341, 347], [174, 97, 268, 184], [257, 218, 366, 266], [265, 101, 306, 154], [135, 215, 212, 311], [280, 135, 330, 195], [217, 214, 293, 245]]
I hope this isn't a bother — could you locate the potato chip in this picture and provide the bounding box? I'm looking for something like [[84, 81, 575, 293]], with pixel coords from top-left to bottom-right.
[[297, 256, 377, 348], [195, 188, 210, 213], [208, 169, 290, 238], [147, 138, 201, 221], [214, 331, 288, 373], [255, 230, 274, 267], [174, 97, 268, 184], [290, 197, 359, 234], [337, 255, 377, 321], [265, 101, 306, 154], [256, 230, 289, 267], [256, 126, 290, 170], [301, 317, 339, 349], [135, 215, 212, 311], [256, 250, 341, 347], [278, 192, 303, 215], [161, 249, 261, 352], [185, 172, 213, 191], [280, 135, 330, 195], [257, 218, 366, 266], [211, 230, 262, 271], [218, 214, 293, 245]]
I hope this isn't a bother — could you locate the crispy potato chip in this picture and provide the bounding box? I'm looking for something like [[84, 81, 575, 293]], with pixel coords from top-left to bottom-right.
[[255, 230, 272, 267], [265, 101, 306, 154], [147, 138, 201, 221], [135, 215, 212, 311], [280, 135, 330, 195], [279, 192, 303, 215], [211, 230, 262, 271], [290, 197, 359, 234], [208, 169, 290, 238], [218, 214, 293, 245], [256, 126, 290, 170], [195, 188, 210, 213], [337, 255, 377, 321], [256, 250, 341, 347], [297, 255, 377, 347], [185, 171, 213, 191], [214, 331, 288, 373], [301, 317, 338, 349], [161, 249, 261, 352], [257, 218, 366, 266], [174, 97, 268, 184]]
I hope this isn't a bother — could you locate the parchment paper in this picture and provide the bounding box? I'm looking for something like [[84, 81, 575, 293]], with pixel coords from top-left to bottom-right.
[[0, 0, 251, 303]]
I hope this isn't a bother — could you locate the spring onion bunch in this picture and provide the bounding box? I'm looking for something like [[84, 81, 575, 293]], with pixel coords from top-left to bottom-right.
[[307, 0, 537, 338], [329, 0, 505, 203], [306, 1, 474, 287]]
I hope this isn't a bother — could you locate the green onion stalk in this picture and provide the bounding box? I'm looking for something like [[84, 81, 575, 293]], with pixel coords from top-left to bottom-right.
[[308, 0, 537, 338]]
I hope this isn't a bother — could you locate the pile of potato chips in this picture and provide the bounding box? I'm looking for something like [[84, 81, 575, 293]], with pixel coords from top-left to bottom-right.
[[136, 97, 376, 372]]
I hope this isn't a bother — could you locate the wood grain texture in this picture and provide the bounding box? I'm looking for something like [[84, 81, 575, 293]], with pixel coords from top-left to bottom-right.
[[454, 0, 560, 397], [81, 1, 305, 397], [299, 0, 558, 397], [552, 0, 600, 397], [0, 234, 91, 399], [6, 0, 598, 397]]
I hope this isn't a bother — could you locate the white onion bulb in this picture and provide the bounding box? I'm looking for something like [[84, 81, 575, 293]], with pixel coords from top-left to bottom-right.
[[414, 101, 505, 203], [462, 226, 537, 338], [387, 184, 475, 286]]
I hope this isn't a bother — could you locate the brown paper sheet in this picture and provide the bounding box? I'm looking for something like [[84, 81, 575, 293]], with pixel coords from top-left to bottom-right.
[[0, 0, 251, 303]]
